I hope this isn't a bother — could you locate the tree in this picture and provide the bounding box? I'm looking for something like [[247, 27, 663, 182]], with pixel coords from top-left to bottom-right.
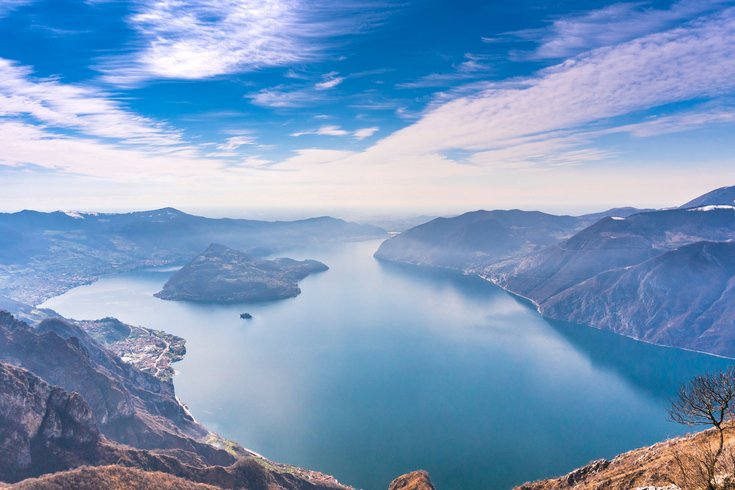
[[669, 366, 735, 489]]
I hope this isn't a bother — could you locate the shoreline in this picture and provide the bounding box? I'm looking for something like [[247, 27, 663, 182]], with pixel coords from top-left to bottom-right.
[[373, 254, 735, 361]]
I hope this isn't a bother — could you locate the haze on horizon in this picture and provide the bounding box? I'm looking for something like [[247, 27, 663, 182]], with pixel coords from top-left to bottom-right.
[[1, 0, 735, 216]]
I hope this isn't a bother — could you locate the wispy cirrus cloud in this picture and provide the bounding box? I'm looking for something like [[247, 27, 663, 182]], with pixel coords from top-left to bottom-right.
[[101, 0, 396, 85], [512, 0, 734, 59], [291, 125, 379, 139], [398, 53, 494, 89], [0, 0, 32, 16], [365, 7, 735, 167], [315, 72, 345, 90], [246, 85, 327, 108], [0, 58, 182, 145]]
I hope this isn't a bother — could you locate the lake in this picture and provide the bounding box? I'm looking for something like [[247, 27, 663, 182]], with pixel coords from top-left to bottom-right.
[[41, 239, 733, 490]]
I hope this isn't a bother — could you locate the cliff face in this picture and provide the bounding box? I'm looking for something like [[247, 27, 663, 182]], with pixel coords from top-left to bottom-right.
[[0, 312, 228, 464], [155, 243, 328, 303], [0, 362, 100, 482]]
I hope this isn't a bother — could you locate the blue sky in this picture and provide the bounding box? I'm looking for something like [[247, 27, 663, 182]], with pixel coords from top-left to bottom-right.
[[1, 0, 734, 217]]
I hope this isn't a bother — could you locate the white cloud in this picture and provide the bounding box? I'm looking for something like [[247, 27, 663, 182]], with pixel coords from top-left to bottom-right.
[[367, 8, 735, 167], [515, 0, 732, 59], [246, 85, 326, 108], [0, 0, 32, 16], [291, 125, 349, 137], [217, 135, 255, 150], [102, 1, 393, 85], [291, 125, 379, 139], [315, 72, 345, 90], [0, 58, 182, 145], [353, 126, 379, 140], [0, 121, 222, 180], [399, 53, 493, 88], [602, 107, 735, 137]]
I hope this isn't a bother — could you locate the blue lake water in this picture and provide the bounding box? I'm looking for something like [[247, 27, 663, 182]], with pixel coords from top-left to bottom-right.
[[41, 239, 733, 490]]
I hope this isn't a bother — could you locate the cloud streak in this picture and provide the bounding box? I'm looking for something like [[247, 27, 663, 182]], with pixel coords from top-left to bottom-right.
[[366, 7, 735, 167], [0, 58, 182, 145], [102, 0, 395, 85]]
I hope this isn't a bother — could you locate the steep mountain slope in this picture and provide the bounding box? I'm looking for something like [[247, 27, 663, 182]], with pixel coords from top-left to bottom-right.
[[0, 312, 231, 463], [681, 185, 735, 208], [495, 207, 735, 302], [0, 208, 384, 304], [540, 241, 735, 356], [155, 244, 328, 303], [0, 361, 348, 489]]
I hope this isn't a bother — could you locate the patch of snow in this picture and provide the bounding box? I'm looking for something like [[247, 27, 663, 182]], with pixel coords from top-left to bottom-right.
[[688, 205, 735, 212], [611, 216, 625, 220], [63, 210, 85, 219]]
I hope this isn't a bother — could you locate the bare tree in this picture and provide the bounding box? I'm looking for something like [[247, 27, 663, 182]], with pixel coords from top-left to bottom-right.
[[669, 366, 735, 489]]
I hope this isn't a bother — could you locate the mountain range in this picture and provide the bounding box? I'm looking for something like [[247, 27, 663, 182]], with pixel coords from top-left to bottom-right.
[[0, 208, 384, 304], [376, 186, 735, 357]]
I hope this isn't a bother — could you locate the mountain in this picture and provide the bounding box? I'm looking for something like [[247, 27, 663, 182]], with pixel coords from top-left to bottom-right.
[[0, 208, 384, 304], [373, 208, 656, 271], [496, 207, 735, 302], [375, 190, 735, 357], [541, 241, 735, 357], [155, 244, 329, 303], [0, 311, 229, 462], [374, 210, 583, 270], [681, 185, 735, 208], [0, 360, 347, 489]]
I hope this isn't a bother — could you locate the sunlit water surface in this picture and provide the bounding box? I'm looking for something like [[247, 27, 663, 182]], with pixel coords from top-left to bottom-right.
[[42, 240, 733, 490]]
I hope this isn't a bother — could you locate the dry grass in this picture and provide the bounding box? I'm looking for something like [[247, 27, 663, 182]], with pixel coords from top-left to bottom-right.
[[517, 423, 735, 489], [7, 465, 218, 490]]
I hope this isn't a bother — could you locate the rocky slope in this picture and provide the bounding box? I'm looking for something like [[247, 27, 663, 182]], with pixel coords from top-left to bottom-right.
[[540, 241, 735, 356], [0, 360, 348, 489], [516, 422, 735, 490], [388, 471, 436, 490], [155, 244, 328, 303]]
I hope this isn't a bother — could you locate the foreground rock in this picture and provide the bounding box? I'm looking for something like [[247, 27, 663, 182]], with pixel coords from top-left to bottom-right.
[[388, 471, 435, 490], [155, 244, 328, 303], [515, 422, 735, 489]]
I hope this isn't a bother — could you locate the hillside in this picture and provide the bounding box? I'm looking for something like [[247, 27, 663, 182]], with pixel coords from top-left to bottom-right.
[[155, 243, 328, 303], [516, 422, 735, 490]]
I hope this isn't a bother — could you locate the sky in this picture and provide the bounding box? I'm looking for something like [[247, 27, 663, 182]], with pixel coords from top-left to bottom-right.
[[1, 0, 734, 218]]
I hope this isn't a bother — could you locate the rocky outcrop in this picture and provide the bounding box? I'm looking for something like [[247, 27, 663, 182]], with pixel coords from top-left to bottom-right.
[[0, 362, 100, 482], [388, 471, 435, 490], [515, 423, 735, 490], [155, 244, 328, 303]]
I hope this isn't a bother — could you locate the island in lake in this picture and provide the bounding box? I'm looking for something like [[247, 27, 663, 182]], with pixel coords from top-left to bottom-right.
[[154, 243, 328, 303]]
